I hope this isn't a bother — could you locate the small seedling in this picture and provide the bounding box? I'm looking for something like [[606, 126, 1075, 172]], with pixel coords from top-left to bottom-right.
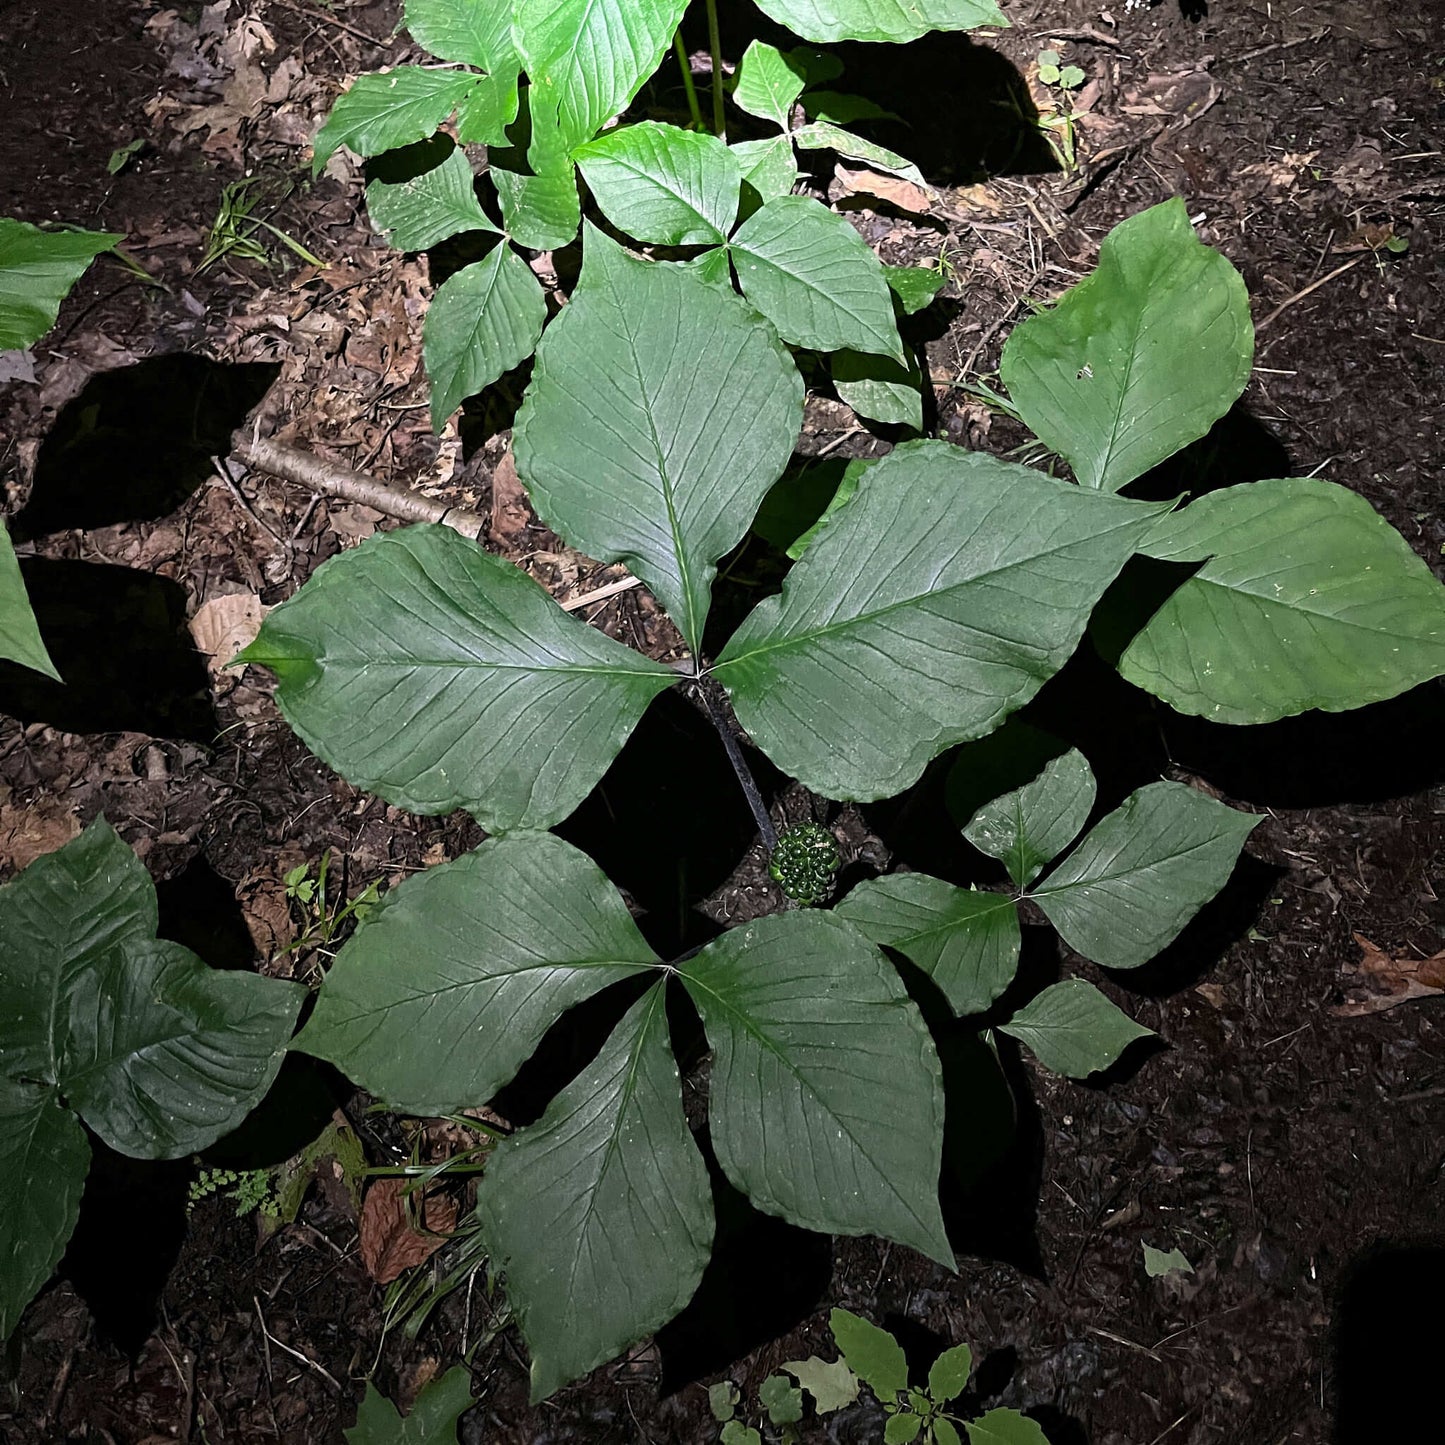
[[283, 849, 382, 962], [199, 176, 326, 274], [1034, 52, 1085, 173], [187, 1165, 275, 1220]]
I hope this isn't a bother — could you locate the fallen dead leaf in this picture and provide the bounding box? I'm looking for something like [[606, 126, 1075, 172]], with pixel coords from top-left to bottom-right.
[[833, 164, 935, 215], [488, 448, 531, 551], [189, 592, 269, 674], [359, 1178, 459, 1284], [0, 799, 81, 874], [1334, 933, 1445, 1016]]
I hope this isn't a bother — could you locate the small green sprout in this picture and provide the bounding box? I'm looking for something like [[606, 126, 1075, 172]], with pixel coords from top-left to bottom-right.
[[769, 823, 841, 905], [1036, 50, 1085, 90]]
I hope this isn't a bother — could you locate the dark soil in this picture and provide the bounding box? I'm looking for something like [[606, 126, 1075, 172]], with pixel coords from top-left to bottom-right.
[[3, 1, 1443, 1443]]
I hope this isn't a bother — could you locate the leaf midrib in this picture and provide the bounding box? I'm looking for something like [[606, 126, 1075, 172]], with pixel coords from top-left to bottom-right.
[[1030, 829, 1238, 900], [1181, 570, 1445, 639]]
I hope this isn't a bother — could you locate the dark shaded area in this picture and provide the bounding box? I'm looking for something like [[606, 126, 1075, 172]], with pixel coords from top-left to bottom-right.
[[11, 357, 279, 540], [155, 853, 260, 972], [1127, 402, 1293, 503], [59, 1143, 191, 1356], [0, 560, 213, 739], [1332, 1243, 1445, 1442]]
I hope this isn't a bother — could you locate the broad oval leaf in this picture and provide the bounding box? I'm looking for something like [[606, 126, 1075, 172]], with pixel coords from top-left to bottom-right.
[[312, 69, 481, 174], [885, 264, 947, 315], [424, 242, 546, 430], [680, 911, 952, 1266], [295, 832, 661, 1115], [832, 349, 923, 430], [0, 218, 121, 351], [366, 145, 499, 252], [1000, 199, 1254, 493], [236, 526, 674, 831], [966, 1409, 1052, 1445], [404, 0, 515, 70], [753, 0, 1007, 44], [478, 983, 713, 1402], [712, 444, 1167, 802], [835, 875, 1020, 1017], [732, 41, 809, 129], [1, 520, 59, 680], [928, 1342, 974, 1404], [515, 0, 687, 152], [732, 135, 800, 201], [575, 122, 741, 245], [962, 748, 1096, 889], [1118, 478, 1445, 723], [0, 1082, 88, 1342], [998, 978, 1153, 1078], [1030, 782, 1260, 970], [829, 1307, 908, 1400], [730, 195, 904, 362], [514, 225, 803, 654], [493, 161, 581, 250]]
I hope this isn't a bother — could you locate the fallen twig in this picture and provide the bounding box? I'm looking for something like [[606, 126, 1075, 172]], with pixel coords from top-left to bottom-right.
[[1255, 256, 1363, 332], [230, 433, 487, 541]]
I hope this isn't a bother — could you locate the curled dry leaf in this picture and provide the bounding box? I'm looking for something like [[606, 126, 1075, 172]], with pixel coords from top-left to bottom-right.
[[190, 592, 269, 674], [832, 164, 935, 215], [359, 1177, 459, 1284], [1334, 933, 1445, 1017]]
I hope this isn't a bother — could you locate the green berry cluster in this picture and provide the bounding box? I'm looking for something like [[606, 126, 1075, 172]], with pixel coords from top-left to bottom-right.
[[768, 824, 841, 906]]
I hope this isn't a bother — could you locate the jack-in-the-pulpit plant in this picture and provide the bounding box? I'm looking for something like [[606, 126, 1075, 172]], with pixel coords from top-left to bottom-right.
[[231, 181, 1445, 1400]]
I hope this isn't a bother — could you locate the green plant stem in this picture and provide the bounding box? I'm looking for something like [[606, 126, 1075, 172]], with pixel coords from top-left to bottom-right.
[[698, 681, 775, 848], [704, 0, 726, 139], [673, 31, 703, 131]]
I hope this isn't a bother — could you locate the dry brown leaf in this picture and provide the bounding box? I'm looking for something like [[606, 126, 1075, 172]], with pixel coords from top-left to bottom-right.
[[488, 449, 531, 551], [833, 164, 935, 215], [1334, 933, 1445, 1017], [0, 799, 81, 874], [189, 593, 269, 674], [358, 1178, 458, 1283]]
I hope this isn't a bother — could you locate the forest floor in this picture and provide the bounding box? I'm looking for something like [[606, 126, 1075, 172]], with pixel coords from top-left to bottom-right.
[[1, 0, 1443, 1442]]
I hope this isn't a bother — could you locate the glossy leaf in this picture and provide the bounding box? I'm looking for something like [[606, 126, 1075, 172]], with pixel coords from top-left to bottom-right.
[[345, 1367, 474, 1445], [732, 135, 800, 201], [681, 912, 951, 1266], [732, 41, 808, 129], [0, 217, 120, 351], [514, 225, 802, 654], [832, 348, 923, 429], [0, 520, 59, 680], [730, 195, 904, 361], [235, 526, 673, 830], [366, 146, 499, 251], [928, 1342, 974, 1403], [0, 1082, 88, 1341], [829, 1308, 908, 1400], [493, 162, 581, 250], [967, 1410, 1051, 1445], [962, 749, 1096, 889], [713, 444, 1166, 802], [753, 0, 1007, 44], [455, 69, 523, 145], [575, 122, 741, 245], [404, 0, 515, 70], [793, 120, 925, 185], [835, 875, 1020, 1017], [1030, 783, 1260, 970], [424, 242, 546, 429], [1000, 199, 1253, 493], [295, 832, 661, 1115], [515, 0, 688, 151], [1119, 478, 1445, 723], [478, 984, 712, 1401], [999, 979, 1153, 1078], [312, 69, 481, 174]]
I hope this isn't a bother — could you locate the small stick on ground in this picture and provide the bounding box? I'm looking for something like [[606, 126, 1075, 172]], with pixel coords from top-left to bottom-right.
[[1256, 256, 1363, 331], [231, 433, 487, 540]]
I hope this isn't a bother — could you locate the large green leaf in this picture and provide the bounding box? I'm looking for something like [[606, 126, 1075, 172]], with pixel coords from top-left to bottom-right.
[[732, 135, 799, 201], [478, 983, 713, 1401], [493, 161, 581, 250], [752, 0, 1007, 44], [1000, 199, 1253, 493], [236, 526, 673, 831], [680, 911, 952, 1266], [998, 979, 1153, 1079], [312, 69, 482, 174], [0, 1081, 88, 1341], [455, 69, 523, 145], [966, 1409, 1052, 1445], [962, 749, 1096, 890], [731, 41, 809, 130], [345, 1367, 474, 1445], [514, 225, 802, 654], [712, 444, 1166, 802], [0, 820, 302, 1338], [1030, 783, 1260, 969], [1118, 478, 1445, 723], [792, 121, 925, 186], [424, 242, 546, 430], [0, 218, 120, 351], [729, 196, 903, 362], [366, 146, 499, 252], [575, 122, 741, 245], [834, 876, 1019, 1017], [294, 833, 661, 1115], [515, 0, 688, 152], [830, 1307, 908, 1401], [0, 520, 59, 680], [404, 0, 515, 70]]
